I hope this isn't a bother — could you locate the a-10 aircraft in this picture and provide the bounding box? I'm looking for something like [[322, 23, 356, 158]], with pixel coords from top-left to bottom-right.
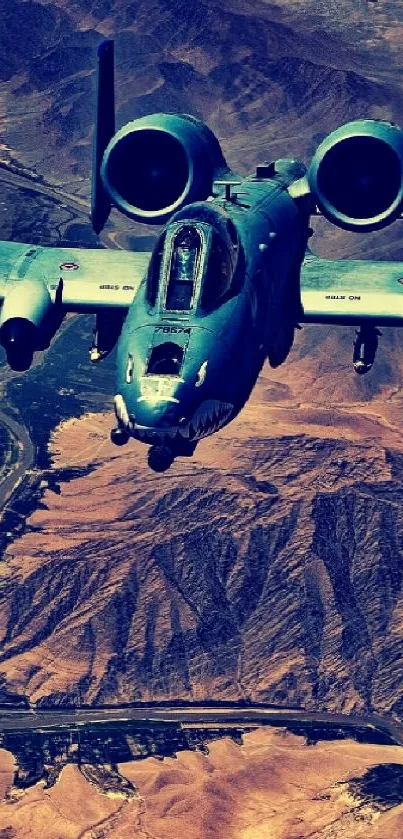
[[1, 40, 403, 471]]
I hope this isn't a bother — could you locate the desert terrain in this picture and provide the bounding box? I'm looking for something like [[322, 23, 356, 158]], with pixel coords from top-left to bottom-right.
[[0, 729, 403, 838], [1, 354, 403, 714]]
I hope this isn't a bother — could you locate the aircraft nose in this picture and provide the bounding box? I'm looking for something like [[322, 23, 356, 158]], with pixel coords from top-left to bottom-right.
[[134, 400, 183, 429], [114, 391, 188, 438]]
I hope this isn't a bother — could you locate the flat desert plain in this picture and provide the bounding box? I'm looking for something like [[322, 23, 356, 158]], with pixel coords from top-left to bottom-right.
[[0, 730, 402, 838]]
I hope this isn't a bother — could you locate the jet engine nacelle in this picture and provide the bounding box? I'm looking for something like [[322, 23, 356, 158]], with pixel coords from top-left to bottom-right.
[[0, 279, 53, 370], [100, 113, 228, 224], [308, 120, 403, 231]]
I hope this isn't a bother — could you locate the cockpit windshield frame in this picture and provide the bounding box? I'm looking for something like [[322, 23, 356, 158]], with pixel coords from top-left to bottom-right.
[[170, 204, 241, 313], [156, 221, 212, 315], [146, 207, 241, 317]]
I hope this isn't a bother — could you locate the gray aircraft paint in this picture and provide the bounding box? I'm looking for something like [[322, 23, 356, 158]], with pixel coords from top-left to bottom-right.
[[2, 243, 403, 325]]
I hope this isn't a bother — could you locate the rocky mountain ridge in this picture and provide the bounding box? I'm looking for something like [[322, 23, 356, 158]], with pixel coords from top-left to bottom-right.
[[0, 386, 401, 714]]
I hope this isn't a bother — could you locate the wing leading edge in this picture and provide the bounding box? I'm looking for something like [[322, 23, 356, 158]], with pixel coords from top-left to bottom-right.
[[300, 251, 403, 325], [3, 241, 403, 326], [0, 242, 152, 312]]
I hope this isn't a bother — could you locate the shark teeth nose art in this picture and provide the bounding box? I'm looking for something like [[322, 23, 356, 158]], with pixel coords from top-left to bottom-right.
[[189, 400, 233, 440]]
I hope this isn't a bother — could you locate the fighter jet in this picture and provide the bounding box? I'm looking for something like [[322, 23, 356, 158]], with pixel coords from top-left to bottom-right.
[[2, 40, 403, 471]]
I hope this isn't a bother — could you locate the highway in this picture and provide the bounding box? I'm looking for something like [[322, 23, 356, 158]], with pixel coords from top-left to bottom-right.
[[0, 163, 90, 217], [0, 704, 402, 745], [0, 162, 121, 250]]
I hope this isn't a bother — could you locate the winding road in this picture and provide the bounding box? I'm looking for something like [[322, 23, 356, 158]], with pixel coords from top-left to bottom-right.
[[0, 409, 35, 515], [0, 163, 89, 217]]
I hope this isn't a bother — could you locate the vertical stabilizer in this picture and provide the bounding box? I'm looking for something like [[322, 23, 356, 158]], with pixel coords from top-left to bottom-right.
[[91, 39, 115, 234]]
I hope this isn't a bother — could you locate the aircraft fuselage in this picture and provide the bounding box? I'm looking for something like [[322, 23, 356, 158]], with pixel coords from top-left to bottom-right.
[[113, 167, 310, 466]]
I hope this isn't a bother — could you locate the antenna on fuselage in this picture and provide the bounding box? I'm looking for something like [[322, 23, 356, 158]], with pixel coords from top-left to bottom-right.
[[91, 39, 115, 234], [213, 179, 242, 201]]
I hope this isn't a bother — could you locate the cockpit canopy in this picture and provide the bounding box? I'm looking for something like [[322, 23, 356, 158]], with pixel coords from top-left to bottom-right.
[[166, 226, 200, 311], [146, 203, 240, 313]]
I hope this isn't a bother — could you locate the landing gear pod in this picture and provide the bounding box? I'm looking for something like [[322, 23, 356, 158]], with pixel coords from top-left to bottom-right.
[[148, 444, 175, 472], [110, 426, 129, 446], [0, 279, 52, 370], [100, 113, 228, 224], [308, 120, 403, 231]]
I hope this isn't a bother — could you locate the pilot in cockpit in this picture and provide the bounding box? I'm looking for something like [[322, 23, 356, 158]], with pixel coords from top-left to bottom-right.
[[166, 227, 200, 311]]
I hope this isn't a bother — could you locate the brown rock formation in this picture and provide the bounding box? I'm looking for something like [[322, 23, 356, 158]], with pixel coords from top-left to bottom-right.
[[0, 750, 14, 802], [0, 356, 402, 713]]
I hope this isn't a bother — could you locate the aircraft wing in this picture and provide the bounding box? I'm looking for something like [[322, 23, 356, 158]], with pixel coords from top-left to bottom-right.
[[0, 241, 152, 312], [300, 251, 403, 326], [0, 241, 31, 302]]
